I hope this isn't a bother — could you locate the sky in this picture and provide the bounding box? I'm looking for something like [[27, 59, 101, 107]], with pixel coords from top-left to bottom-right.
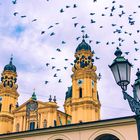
[[0, 0, 140, 119]]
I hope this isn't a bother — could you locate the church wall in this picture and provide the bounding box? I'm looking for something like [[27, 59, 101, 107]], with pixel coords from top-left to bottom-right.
[[0, 116, 13, 134], [13, 102, 59, 131], [0, 117, 137, 140]]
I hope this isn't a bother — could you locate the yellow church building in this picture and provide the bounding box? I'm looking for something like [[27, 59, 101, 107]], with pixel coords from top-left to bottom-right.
[[0, 38, 138, 140]]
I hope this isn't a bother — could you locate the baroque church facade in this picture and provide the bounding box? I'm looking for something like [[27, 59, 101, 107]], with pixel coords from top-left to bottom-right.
[[0, 38, 100, 134], [0, 39, 138, 140]]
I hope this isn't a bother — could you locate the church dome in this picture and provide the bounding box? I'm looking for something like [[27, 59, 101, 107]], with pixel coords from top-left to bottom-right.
[[4, 57, 16, 73], [76, 39, 91, 52]]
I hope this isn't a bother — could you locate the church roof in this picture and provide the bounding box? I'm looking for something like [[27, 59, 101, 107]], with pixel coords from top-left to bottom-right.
[[4, 57, 16, 73], [0, 115, 135, 139], [76, 39, 91, 52]]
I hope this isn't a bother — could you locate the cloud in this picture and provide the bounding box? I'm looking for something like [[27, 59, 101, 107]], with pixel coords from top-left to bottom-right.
[[0, 0, 139, 119]]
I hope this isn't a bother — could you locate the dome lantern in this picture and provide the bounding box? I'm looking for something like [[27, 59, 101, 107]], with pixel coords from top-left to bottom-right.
[[4, 56, 16, 73]]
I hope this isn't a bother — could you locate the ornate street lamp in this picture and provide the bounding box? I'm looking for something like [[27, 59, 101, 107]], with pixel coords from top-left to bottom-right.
[[109, 47, 132, 91], [109, 47, 140, 140]]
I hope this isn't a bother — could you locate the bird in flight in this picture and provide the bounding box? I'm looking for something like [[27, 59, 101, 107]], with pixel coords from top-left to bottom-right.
[[91, 19, 96, 23], [48, 25, 53, 29], [52, 66, 55, 69], [64, 67, 67, 70], [62, 41, 66, 44], [45, 81, 49, 84], [90, 13, 95, 15], [135, 48, 139, 51], [72, 17, 77, 19], [13, 12, 18, 16], [95, 57, 100, 60], [41, 31, 45, 35], [32, 19, 37, 22], [124, 52, 129, 55], [73, 4, 77, 8], [74, 23, 78, 27], [56, 48, 61, 52], [54, 73, 57, 77], [21, 15, 26, 18], [66, 5, 70, 8], [76, 37, 80, 40], [60, 9, 64, 13], [50, 32, 55, 36], [46, 63, 50, 66]]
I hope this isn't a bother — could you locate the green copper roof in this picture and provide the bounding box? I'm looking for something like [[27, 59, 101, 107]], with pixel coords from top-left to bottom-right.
[[76, 39, 91, 52], [4, 57, 16, 73], [65, 86, 72, 100], [31, 92, 37, 100]]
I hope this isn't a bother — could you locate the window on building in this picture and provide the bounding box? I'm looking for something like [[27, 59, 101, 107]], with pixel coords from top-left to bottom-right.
[[54, 120, 57, 126], [9, 104, 12, 113], [16, 123, 20, 132], [30, 122, 35, 130], [0, 103, 2, 112], [95, 134, 119, 140], [43, 119, 47, 128], [0, 97, 2, 102], [79, 87, 82, 98]]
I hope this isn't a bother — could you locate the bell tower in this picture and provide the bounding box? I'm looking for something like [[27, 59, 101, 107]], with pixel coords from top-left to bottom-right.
[[65, 37, 101, 124], [0, 57, 19, 134]]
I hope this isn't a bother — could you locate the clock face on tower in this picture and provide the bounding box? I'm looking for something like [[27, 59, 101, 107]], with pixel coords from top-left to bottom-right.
[[77, 79, 84, 86], [27, 101, 38, 111]]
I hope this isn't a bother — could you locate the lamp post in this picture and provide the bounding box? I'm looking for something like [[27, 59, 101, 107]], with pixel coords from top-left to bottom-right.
[[109, 47, 140, 140]]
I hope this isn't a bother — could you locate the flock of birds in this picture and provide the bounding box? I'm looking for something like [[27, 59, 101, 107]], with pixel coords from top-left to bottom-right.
[[8, 0, 140, 85]]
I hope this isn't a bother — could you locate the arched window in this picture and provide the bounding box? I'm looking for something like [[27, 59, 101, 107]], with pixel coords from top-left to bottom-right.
[[0, 103, 2, 112], [30, 122, 35, 130], [43, 119, 47, 128], [16, 123, 20, 132], [95, 134, 120, 140], [79, 87, 82, 98], [9, 104, 12, 113]]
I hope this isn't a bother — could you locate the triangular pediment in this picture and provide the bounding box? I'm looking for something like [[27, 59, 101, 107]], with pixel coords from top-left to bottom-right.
[[13, 98, 49, 113]]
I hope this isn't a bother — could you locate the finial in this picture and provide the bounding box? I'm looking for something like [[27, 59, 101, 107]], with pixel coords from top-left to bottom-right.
[[33, 88, 35, 93], [49, 95, 52, 102], [53, 96, 56, 102], [10, 54, 13, 64], [136, 68, 140, 79], [31, 89, 37, 100], [81, 30, 85, 41], [114, 47, 122, 57]]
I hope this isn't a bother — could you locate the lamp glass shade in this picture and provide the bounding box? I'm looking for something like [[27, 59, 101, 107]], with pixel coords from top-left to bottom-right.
[[135, 84, 140, 101], [110, 61, 131, 90]]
